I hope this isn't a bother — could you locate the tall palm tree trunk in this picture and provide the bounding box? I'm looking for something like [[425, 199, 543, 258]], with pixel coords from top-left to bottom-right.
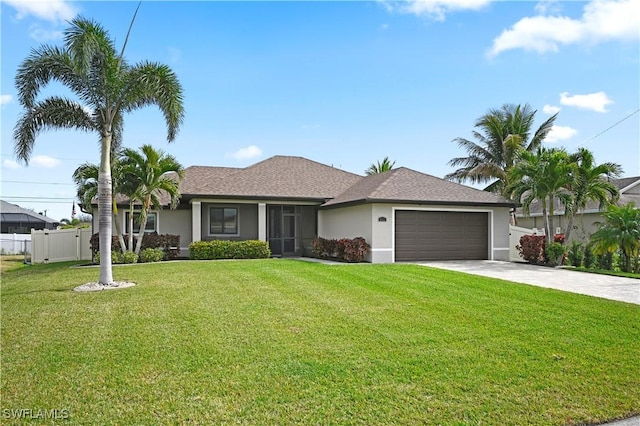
[[98, 136, 114, 285]]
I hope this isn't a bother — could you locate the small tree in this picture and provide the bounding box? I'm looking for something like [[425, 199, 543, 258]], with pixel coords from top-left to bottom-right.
[[590, 203, 640, 273], [121, 145, 184, 255]]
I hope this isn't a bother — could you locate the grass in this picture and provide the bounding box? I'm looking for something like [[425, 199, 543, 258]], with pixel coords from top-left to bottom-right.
[[572, 266, 640, 279], [1, 259, 639, 425], [0, 255, 27, 275]]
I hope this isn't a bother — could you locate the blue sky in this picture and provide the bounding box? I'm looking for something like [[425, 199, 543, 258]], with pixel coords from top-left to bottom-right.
[[1, 0, 638, 221]]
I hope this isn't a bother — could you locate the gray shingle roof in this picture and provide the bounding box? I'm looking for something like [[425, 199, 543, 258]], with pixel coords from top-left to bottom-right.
[[323, 167, 512, 207], [0, 200, 59, 224], [616, 176, 640, 191], [112, 156, 516, 207], [180, 156, 361, 200]]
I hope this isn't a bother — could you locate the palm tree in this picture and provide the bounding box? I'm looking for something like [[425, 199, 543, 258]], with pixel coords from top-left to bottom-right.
[[446, 103, 557, 196], [73, 156, 138, 253], [506, 147, 573, 245], [365, 156, 396, 175], [121, 144, 184, 255], [14, 15, 184, 284], [562, 148, 622, 244], [590, 203, 640, 273]]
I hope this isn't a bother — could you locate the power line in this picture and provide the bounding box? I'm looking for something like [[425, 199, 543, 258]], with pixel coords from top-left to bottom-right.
[[1, 180, 75, 186], [2, 196, 75, 200], [1, 200, 75, 205], [581, 108, 640, 144]]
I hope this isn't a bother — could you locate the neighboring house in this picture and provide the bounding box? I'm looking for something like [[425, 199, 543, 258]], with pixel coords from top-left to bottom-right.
[[515, 176, 640, 242], [98, 156, 514, 263], [0, 200, 60, 233]]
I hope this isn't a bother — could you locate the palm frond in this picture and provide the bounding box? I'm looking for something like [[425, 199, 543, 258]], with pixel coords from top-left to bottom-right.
[[119, 62, 184, 142], [13, 97, 95, 163]]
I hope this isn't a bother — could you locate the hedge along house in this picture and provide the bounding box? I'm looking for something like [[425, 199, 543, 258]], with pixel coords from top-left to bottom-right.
[[97, 156, 513, 262]]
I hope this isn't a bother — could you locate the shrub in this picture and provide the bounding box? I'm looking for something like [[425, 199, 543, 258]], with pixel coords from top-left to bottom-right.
[[139, 248, 164, 263], [583, 244, 596, 269], [189, 240, 271, 260], [95, 250, 122, 264], [596, 251, 614, 270], [311, 237, 370, 263], [91, 232, 180, 259], [567, 241, 584, 267], [517, 235, 546, 265], [343, 237, 370, 263], [121, 251, 138, 264], [545, 242, 565, 267]]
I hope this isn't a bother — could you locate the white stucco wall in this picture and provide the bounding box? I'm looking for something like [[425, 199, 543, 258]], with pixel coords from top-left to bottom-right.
[[320, 203, 511, 263], [318, 204, 374, 261], [517, 212, 603, 243]]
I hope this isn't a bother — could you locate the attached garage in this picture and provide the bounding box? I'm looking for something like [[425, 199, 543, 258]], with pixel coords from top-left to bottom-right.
[[395, 210, 488, 261]]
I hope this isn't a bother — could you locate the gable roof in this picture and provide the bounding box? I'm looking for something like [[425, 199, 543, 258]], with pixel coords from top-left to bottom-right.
[[0, 200, 59, 224], [323, 167, 512, 207], [617, 176, 640, 192], [180, 156, 361, 200]]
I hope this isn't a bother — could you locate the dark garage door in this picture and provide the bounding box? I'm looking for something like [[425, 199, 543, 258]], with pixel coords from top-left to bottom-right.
[[395, 210, 488, 261]]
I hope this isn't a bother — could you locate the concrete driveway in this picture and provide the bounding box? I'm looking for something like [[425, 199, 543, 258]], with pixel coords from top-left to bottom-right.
[[417, 260, 640, 305]]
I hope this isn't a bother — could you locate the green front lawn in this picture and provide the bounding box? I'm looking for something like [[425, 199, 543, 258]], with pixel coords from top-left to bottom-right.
[[1, 260, 638, 425]]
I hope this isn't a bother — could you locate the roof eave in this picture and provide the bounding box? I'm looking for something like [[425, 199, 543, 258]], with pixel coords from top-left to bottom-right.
[[321, 198, 515, 209]]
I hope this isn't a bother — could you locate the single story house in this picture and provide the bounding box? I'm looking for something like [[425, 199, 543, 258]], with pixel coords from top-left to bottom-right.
[[97, 156, 514, 263], [515, 176, 640, 242], [1, 200, 60, 233]]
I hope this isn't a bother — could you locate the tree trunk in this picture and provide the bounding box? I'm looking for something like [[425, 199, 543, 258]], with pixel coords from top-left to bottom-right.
[[563, 214, 575, 247], [128, 201, 135, 252], [111, 203, 127, 253], [134, 197, 150, 255], [98, 135, 114, 285], [547, 197, 555, 245], [542, 205, 551, 245]]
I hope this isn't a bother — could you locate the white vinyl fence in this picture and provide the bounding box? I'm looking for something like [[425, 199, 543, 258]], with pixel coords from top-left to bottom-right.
[[31, 228, 93, 264], [0, 233, 31, 255], [509, 224, 545, 262]]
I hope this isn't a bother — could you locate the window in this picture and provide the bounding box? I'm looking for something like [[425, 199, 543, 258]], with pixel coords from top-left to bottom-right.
[[210, 207, 238, 235], [125, 212, 157, 234]]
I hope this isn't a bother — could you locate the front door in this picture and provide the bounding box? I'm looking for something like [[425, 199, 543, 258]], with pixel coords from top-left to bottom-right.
[[268, 205, 300, 256]]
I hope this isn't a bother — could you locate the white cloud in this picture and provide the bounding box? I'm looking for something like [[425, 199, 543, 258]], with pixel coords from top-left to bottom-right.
[[28, 24, 63, 42], [301, 124, 321, 129], [227, 145, 262, 161], [546, 125, 578, 143], [559, 91, 613, 113], [31, 155, 61, 168], [542, 104, 561, 115], [534, 0, 562, 16], [382, 0, 490, 20], [2, 159, 21, 169], [0, 94, 12, 105], [379, 23, 390, 30], [489, 0, 640, 56], [4, 0, 76, 22]]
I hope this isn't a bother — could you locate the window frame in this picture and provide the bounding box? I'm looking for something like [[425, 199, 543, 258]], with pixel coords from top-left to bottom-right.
[[208, 206, 239, 236], [125, 211, 158, 234]]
